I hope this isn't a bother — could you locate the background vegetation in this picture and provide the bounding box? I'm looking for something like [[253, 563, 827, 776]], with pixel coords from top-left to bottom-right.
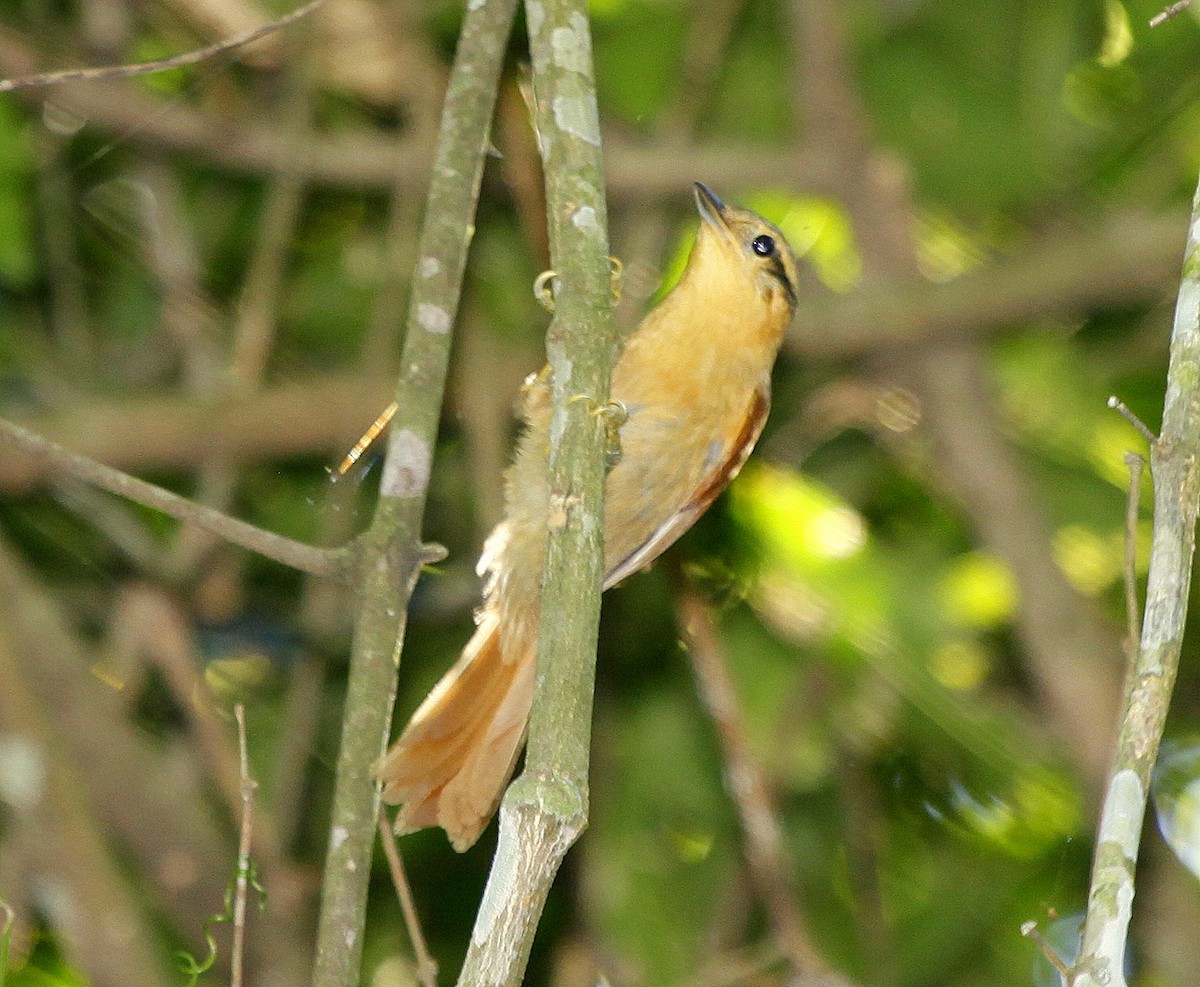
[[0, 0, 1199, 984]]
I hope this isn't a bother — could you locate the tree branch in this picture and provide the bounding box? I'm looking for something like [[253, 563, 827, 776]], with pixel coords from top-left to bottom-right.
[[0, 0, 329, 93], [456, 0, 616, 981], [0, 418, 353, 582], [308, 0, 520, 979], [1072, 165, 1200, 987]]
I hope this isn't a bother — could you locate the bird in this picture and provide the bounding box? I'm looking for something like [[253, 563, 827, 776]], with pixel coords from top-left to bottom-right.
[[376, 183, 799, 851]]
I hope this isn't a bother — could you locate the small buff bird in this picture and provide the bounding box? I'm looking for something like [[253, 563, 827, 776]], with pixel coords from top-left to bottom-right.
[[377, 183, 800, 850]]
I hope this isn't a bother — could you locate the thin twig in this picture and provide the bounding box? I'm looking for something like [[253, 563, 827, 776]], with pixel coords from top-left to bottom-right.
[[1107, 395, 1158, 445], [231, 705, 258, 987], [0, 0, 329, 93], [0, 418, 354, 582], [377, 808, 439, 987], [1019, 922, 1072, 979], [1150, 0, 1191, 27]]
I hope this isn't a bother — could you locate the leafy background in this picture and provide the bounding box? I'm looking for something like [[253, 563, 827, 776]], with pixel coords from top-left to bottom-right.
[[0, 0, 1199, 985]]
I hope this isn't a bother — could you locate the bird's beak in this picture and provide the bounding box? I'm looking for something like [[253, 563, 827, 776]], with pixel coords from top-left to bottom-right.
[[693, 182, 728, 232]]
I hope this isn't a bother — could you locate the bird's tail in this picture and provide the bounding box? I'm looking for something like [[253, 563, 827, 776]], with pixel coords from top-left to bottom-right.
[[377, 612, 535, 851]]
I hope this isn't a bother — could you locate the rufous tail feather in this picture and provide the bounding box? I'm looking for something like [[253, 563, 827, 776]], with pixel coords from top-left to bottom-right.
[[377, 612, 534, 851]]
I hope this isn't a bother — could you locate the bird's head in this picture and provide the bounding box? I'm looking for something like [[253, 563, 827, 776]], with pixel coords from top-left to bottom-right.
[[690, 182, 799, 323]]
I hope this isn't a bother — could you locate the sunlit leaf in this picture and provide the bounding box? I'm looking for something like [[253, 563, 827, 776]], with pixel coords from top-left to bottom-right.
[[1097, 0, 1133, 68], [745, 192, 862, 292], [915, 210, 986, 283]]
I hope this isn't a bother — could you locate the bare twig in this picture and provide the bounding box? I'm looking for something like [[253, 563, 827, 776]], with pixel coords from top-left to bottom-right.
[[0, 0, 329, 93], [1107, 395, 1157, 445], [1150, 1, 1191, 27], [377, 808, 438, 987], [0, 418, 354, 582], [231, 705, 258, 987], [1020, 922, 1073, 979]]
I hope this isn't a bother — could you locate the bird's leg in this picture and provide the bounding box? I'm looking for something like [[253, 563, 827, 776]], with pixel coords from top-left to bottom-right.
[[533, 256, 621, 313], [568, 395, 628, 469]]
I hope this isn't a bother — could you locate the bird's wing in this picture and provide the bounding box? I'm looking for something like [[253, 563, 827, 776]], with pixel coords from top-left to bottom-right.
[[604, 387, 770, 589]]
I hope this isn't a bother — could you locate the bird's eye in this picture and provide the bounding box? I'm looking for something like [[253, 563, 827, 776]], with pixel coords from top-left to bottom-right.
[[751, 234, 775, 257]]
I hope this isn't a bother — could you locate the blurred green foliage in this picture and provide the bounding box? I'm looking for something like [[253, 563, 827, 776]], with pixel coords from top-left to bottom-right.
[[4, 0, 1200, 985]]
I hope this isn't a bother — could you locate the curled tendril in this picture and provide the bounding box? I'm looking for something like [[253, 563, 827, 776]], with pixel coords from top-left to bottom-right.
[[175, 859, 266, 985]]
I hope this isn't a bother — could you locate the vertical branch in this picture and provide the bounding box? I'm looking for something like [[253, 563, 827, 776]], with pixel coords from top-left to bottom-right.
[[309, 0, 520, 982], [457, 0, 616, 982], [1073, 173, 1200, 986]]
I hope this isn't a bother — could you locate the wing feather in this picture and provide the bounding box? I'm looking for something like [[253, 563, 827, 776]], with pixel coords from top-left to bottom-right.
[[604, 387, 769, 588]]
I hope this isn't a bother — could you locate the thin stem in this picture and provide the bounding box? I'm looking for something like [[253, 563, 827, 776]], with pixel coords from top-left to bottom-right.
[[0, 418, 352, 581], [377, 808, 439, 987], [1150, 1, 1191, 27], [1107, 395, 1157, 446], [231, 705, 258, 987], [1021, 922, 1073, 979], [0, 0, 330, 93]]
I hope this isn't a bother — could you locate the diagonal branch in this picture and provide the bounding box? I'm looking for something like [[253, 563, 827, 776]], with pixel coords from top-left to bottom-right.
[[308, 0, 522, 980], [0, 418, 353, 581], [0, 0, 329, 93]]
